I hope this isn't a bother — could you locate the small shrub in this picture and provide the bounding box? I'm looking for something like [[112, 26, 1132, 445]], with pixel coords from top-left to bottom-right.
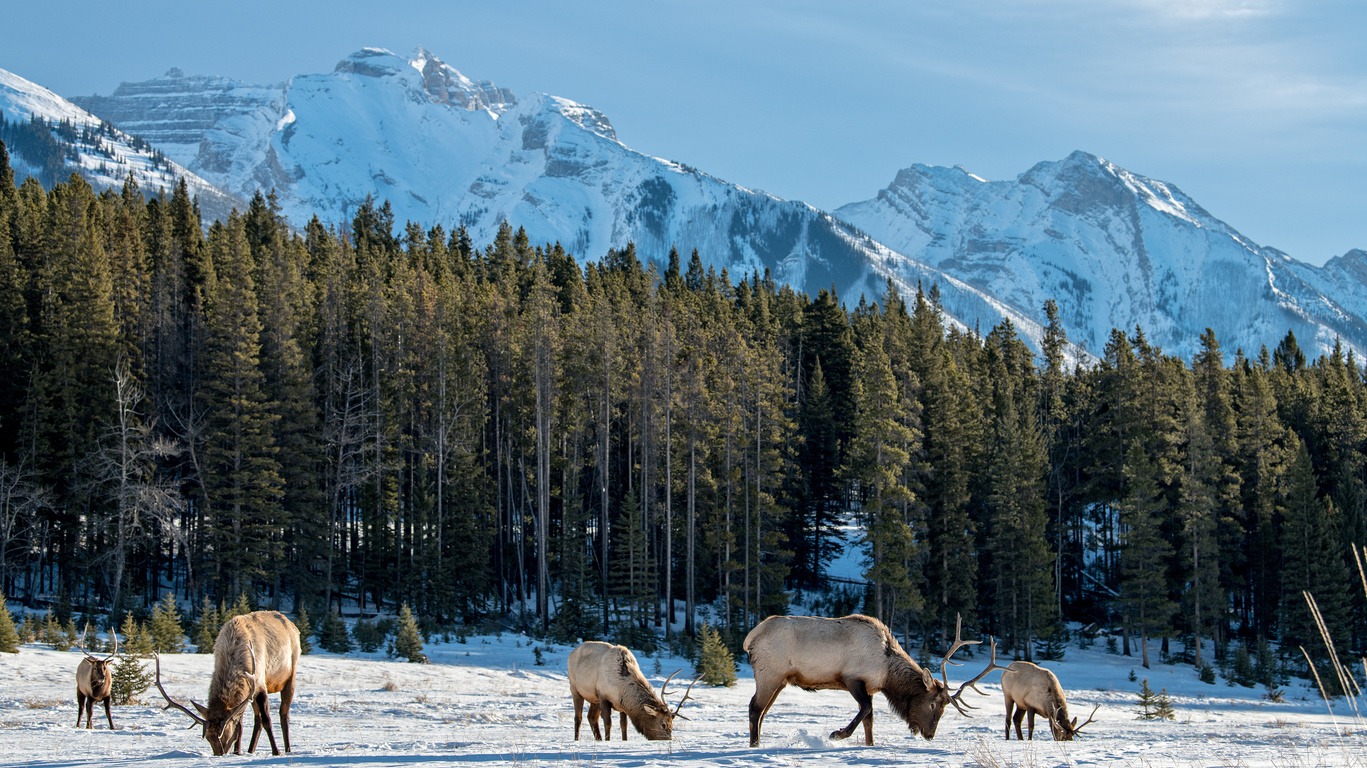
[[533, 646, 546, 666], [1199, 663, 1216, 684], [697, 623, 737, 687], [318, 611, 353, 653], [1137, 678, 1175, 721], [353, 618, 385, 653]]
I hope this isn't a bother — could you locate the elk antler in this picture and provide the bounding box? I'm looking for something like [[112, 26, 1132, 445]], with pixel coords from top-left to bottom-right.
[[940, 615, 1008, 716], [154, 652, 206, 726], [671, 675, 700, 720], [77, 625, 118, 662], [1071, 703, 1100, 734]]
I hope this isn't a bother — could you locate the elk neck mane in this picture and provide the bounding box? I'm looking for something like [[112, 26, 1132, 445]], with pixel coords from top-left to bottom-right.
[[878, 641, 934, 724], [208, 635, 257, 713], [615, 651, 665, 726]]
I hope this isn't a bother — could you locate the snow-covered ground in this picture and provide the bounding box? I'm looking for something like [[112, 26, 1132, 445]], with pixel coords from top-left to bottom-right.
[[2, 629, 1363, 767]]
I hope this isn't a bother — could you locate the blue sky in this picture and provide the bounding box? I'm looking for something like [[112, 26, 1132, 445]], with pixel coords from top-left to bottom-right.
[[6, 0, 1364, 264]]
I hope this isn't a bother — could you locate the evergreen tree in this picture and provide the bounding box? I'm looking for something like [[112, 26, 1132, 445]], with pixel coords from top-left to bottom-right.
[[111, 614, 154, 705], [197, 214, 284, 598], [193, 595, 219, 653], [293, 606, 314, 655], [0, 593, 18, 652], [148, 592, 184, 653], [318, 610, 353, 654], [392, 603, 426, 663], [697, 623, 737, 687], [1279, 439, 1351, 661], [1120, 448, 1176, 668]]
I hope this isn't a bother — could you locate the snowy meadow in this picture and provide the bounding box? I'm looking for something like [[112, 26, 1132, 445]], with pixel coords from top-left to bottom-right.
[[2, 630, 1364, 768]]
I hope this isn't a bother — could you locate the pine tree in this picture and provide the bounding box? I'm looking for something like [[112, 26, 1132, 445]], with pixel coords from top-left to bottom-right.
[[696, 623, 736, 687], [193, 595, 219, 653], [1136, 677, 1174, 720], [0, 593, 18, 652], [392, 603, 426, 663], [148, 592, 184, 653], [294, 606, 313, 655], [111, 614, 154, 705], [1119, 447, 1176, 669], [318, 610, 353, 654]]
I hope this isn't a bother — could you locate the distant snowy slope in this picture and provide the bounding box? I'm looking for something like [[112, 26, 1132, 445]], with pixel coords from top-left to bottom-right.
[[836, 152, 1367, 360], [0, 67, 240, 221]]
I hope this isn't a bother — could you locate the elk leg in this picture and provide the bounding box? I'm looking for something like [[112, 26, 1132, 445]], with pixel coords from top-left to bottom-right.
[[600, 701, 613, 741], [1026, 710, 1036, 740], [832, 679, 874, 744], [573, 692, 585, 740], [102, 698, 114, 730], [77, 691, 87, 728], [748, 680, 786, 747], [1012, 706, 1026, 740], [586, 702, 604, 740], [280, 676, 295, 753], [619, 708, 628, 741], [255, 691, 281, 755], [1004, 699, 1014, 740]]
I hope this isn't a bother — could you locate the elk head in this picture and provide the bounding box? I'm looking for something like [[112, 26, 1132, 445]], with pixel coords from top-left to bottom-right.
[[155, 649, 254, 755], [1050, 703, 1099, 741]]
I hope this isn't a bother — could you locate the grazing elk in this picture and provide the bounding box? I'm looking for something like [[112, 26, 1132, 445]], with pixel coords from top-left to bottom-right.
[[75, 632, 118, 730], [156, 610, 301, 755], [745, 613, 1002, 746], [1000, 660, 1097, 741], [567, 640, 695, 741]]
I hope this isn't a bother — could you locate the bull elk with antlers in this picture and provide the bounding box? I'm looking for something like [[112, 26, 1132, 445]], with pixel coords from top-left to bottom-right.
[[156, 610, 300, 755], [75, 631, 118, 729], [567, 640, 696, 741], [1001, 660, 1097, 741], [744, 613, 1002, 746]]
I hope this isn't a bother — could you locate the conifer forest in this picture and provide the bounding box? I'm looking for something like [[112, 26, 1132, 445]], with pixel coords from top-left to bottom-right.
[[0, 143, 1363, 679]]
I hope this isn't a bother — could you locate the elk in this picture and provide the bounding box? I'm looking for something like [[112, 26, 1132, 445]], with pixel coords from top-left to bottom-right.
[[75, 631, 118, 730], [567, 640, 695, 741], [745, 613, 1003, 746], [1000, 660, 1097, 740], [156, 610, 301, 755]]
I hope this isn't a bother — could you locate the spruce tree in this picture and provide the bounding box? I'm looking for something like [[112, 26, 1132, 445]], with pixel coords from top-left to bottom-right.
[[193, 595, 219, 653], [0, 593, 18, 652], [392, 603, 426, 663], [149, 592, 184, 653], [294, 606, 313, 654], [697, 623, 737, 687], [319, 610, 353, 653], [111, 614, 154, 705]]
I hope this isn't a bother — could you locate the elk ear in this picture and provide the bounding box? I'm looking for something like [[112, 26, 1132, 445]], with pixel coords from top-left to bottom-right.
[[1070, 716, 1078, 727], [193, 701, 210, 718]]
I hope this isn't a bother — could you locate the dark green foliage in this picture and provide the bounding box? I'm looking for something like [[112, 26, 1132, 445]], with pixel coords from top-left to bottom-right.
[[352, 618, 385, 653], [318, 611, 353, 654], [392, 604, 426, 663], [294, 607, 313, 654], [1199, 664, 1216, 684], [0, 595, 18, 652], [149, 593, 184, 653], [193, 596, 219, 653], [697, 623, 737, 687], [1136, 678, 1174, 720], [111, 614, 154, 705]]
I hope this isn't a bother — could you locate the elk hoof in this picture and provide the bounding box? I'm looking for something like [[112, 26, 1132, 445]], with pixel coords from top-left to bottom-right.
[[830, 729, 851, 740]]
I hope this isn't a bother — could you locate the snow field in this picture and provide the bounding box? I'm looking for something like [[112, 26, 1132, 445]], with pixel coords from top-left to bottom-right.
[[2, 631, 1364, 767]]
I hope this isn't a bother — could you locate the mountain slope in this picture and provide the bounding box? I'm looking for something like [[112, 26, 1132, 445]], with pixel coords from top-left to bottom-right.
[[0, 67, 239, 220], [69, 48, 1014, 321], [835, 152, 1367, 359]]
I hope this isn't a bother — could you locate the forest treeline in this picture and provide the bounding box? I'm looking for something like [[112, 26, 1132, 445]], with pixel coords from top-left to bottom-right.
[[0, 141, 1363, 677]]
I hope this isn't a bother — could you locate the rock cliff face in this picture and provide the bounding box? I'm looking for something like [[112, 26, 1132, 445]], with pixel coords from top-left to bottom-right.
[[836, 152, 1367, 359]]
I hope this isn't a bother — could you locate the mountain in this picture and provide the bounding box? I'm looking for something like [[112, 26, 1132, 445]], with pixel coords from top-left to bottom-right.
[[66, 48, 1063, 350], [835, 152, 1367, 360], [0, 67, 239, 221]]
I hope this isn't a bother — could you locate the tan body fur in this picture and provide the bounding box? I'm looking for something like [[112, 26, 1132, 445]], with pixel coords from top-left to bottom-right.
[[744, 614, 952, 747], [76, 656, 115, 729], [1001, 661, 1074, 740], [192, 610, 301, 755], [567, 641, 675, 741]]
